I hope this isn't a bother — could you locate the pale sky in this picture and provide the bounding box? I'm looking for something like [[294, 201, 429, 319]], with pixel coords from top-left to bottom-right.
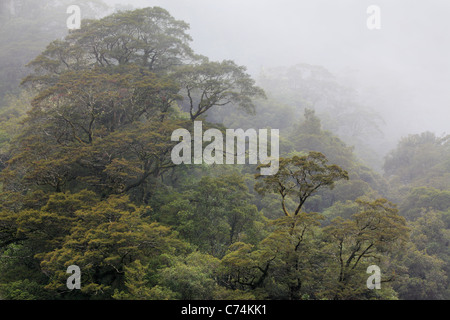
[[102, 0, 450, 141]]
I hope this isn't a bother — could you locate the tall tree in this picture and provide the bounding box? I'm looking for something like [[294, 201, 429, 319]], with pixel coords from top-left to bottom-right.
[[322, 198, 409, 299], [22, 6, 193, 90], [174, 59, 266, 120], [255, 152, 349, 218]]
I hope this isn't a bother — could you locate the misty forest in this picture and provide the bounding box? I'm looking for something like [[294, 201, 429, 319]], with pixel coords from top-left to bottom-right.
[[0, 0, 449, 300]]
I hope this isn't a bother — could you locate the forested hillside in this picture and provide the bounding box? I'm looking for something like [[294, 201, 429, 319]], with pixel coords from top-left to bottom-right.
[[0, 3, 449, 300]]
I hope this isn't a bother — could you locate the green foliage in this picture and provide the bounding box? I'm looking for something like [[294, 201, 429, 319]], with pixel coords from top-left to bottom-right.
[[384, 132, 450, 187], [112, 260, 177, 300], [0, 91, 33, 174], [39, 194, 182, 298], [393, 242, 448, 300], [174, 58, 266, 120], [0, 5, 447, 301], [157, 174, 266, 257], [399, 187, 450, 220], [158, 252, 220, 300], [322, 199, 409, 299], [23, 6, 192, 86], [255, 152, 349, 217], [0, 279, 51, 300]]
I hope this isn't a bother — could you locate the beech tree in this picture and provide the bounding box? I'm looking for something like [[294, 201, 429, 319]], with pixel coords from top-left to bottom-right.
[[0, 4, 436, 301], [174, 59, 266, 120], [22, 7, 193, 89], [255, 152, 349, 218], [39, 194, 183, 298], [220, 153, 348, 299], [322, 198, 409, 299]]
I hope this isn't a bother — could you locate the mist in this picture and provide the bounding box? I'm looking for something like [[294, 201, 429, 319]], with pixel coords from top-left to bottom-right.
[[2, 0, 450, 302], [103, 0, 450, 151]]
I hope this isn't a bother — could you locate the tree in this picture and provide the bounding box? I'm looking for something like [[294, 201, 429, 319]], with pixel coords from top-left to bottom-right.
[[39, 194, 183, 298], [159, 174, 265, 257], [0, 190, 99, 299], [7, 6, 265, 200], [1, 65, 189, 195], [30, 65, 180, 141], [255, 152, 349, 218], [393, 242, 448, 300], [22, 7, 193, 90], [399, 187, 450, 221], [0, 190, 98, 251], [158, 252, 220, 300], [219, 211, 324, 300], [112, 260, 176, 300], [392, 210, 450, 300], [219, 242, 272, 298], [1, 4, 441, 301], [322, 198, 409, 299], [384, 132, 450, 187], [219, 153, 348, 299], [82, 119, 190, 197], [0, 91, 34, 172], [174, 59, 266, 120]]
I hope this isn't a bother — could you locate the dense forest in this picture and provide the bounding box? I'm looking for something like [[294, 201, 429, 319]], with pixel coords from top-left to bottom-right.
[[0, 1, 449, 300]]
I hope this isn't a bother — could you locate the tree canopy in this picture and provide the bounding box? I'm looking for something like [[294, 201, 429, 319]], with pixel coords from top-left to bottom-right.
[[0, 4, 447, 302]]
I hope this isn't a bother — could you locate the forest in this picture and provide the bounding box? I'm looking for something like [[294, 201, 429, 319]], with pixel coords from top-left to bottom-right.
[[0, 1, 449, 301]]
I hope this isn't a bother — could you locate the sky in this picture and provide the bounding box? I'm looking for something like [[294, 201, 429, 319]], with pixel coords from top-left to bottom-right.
[[102, 0, 450, 143]]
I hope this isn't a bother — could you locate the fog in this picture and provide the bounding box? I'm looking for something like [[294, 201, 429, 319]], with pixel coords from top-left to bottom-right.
[[5, 0, 448, 153], [101, 0, 450, 149], [2, 0, 450, 302]]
